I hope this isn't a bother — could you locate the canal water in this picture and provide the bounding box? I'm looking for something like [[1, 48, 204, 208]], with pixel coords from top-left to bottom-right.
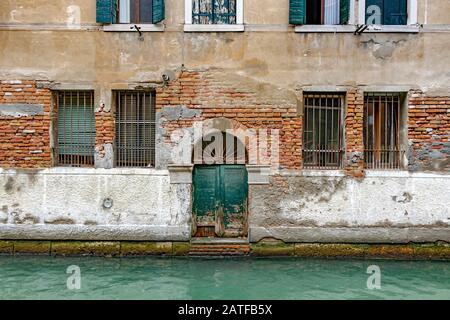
[[0, 256, 449, 299]]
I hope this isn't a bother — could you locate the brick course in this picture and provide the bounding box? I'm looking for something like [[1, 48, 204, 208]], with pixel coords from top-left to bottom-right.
[[344, 89, 365, 177], [1, 76, 449, 172]]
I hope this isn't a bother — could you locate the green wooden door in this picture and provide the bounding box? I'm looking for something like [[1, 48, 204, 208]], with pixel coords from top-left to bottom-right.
[[193, 165, 248, 237]]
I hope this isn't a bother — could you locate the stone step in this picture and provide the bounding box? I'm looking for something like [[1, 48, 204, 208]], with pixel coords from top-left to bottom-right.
[[188, 240, 250, 256]]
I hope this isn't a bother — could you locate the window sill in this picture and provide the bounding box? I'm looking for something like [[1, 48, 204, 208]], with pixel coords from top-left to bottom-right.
[[361, 24, 420, 33], [184, 24, 245, 32], [294, 25, 356, 33], [102, 24, 165, 32], [294, 24, 420, 33]]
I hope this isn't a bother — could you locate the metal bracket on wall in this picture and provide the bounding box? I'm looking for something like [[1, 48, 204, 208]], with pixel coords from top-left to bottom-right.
[[354, 24, 368, 35], [131, 24, 144, 41]]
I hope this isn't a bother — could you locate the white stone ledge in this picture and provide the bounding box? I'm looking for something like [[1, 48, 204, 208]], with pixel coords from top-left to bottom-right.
[[0, 225, 191, 241], [250, 226, 450, 243], [278, 170, 346, 177], [184, 24, 245, 32], [102, 24, 165, 32], [0, 167, 169, 176]]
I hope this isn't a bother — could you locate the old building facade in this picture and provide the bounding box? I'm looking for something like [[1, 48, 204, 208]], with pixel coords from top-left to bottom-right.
[[0, 0, 449, 247]]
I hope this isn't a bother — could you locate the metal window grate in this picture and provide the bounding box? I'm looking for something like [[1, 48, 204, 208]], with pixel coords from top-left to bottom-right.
[[302, 93, 344, 169], [115, 91, 156, 168], [56, 91, 95, 167], [364, 93, 404, 170], [192, 0, 237, 24]]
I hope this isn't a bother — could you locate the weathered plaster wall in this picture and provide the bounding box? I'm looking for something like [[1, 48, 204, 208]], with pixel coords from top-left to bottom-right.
[[418, 0, 450, 25], [0, 0, 96, 24], [249, 172, 450, 243], [0, 168, 191, 240]]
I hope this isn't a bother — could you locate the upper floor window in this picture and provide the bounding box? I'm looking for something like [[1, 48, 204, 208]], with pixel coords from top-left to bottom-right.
[[192, 0, 237, 24], [359, 0, 418, 26], [96, 0, 165, 25], [118, 0, 154, 23], [365, 0, 407, 25], [290, 0, 351, 25]]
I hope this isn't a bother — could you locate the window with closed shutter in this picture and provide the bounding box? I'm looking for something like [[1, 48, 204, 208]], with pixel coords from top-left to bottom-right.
[[366, 0, 407, 25]]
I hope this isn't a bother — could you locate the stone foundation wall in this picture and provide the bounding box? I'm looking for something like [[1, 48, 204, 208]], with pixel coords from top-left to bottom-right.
[[1, 240, 449, 260], [249, 172, 450, 243], [0, 168, 191, 241]]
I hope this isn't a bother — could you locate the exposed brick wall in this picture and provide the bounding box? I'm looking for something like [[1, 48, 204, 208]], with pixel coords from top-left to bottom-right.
[[0, 80, 52, 168], [344, 89, 365, 177], [408, 91, 450, 171], [1, 77, 449, 173], [156, 70, 301, 169]]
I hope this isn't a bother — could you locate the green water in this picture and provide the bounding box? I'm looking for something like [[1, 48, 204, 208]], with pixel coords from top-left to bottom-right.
[[0, 256, 449, 300]]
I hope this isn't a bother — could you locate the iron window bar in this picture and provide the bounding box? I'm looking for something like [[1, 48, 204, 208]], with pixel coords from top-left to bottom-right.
[[363, 92, 404, 170], [302, 93, 344, 170], [56, 91, 95, 167], [115, 90, 156, 168]]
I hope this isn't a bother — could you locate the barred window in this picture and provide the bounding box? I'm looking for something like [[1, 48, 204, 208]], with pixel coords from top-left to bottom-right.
[[192, 0, 237, 24], [56, 91, 95, 167], [115, 91, 156, 168], [302, 93, 344, 169], [364, 93, 404, 169]]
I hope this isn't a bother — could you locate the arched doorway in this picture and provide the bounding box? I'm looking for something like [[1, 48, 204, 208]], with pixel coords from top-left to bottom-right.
[[192, 131, 248, 238]]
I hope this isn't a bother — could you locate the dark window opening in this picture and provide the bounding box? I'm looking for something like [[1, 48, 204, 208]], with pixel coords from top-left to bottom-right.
[[306, 0, 341, 25], [364, 93, 404, 169], [302, 93, 344, 169], [306, 0, 323, 24], [366, 0, 407, 25], [115, 91, 156, 168]]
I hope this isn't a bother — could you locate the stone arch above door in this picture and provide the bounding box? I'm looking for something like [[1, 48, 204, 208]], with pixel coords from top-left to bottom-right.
[[192, 117, 249, 165]]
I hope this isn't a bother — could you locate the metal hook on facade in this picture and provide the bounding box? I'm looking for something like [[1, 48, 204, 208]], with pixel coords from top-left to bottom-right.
[[131, 24, 144, 41]]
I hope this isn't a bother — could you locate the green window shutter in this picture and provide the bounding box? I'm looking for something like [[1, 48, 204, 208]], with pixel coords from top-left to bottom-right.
[[152, 0, 165, 24], [96, 0, 117, 24], [289, 0, 306, 25], [383, 0, 407, 25], [340, 0, 350, 24]]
